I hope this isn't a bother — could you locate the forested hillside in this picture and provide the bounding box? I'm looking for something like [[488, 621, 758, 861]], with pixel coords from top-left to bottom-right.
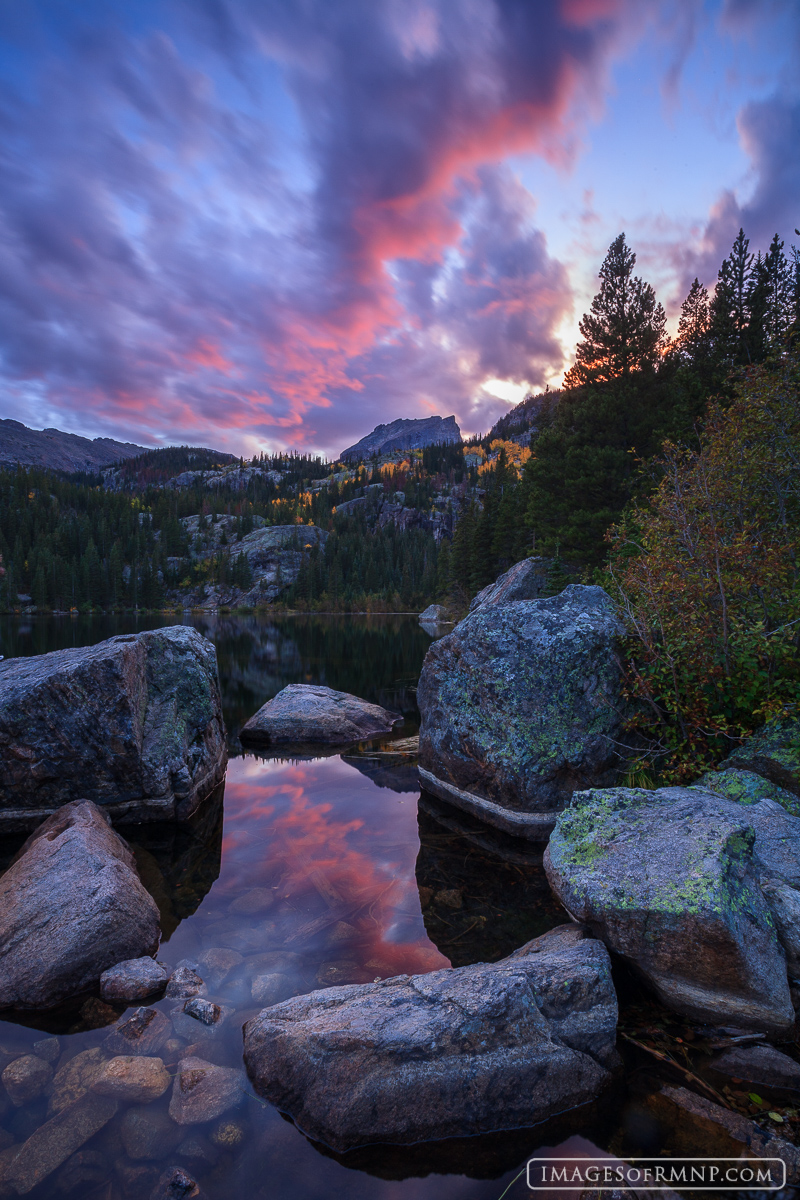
[[0, 225, 796, 623]]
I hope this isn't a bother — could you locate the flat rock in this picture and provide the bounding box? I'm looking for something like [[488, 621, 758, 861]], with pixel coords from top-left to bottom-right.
[[708, 1043, 800, 1092], [545, 786, 795, 1034], [243, 924, 617, 1151], [418, 585, 629, 840], [721, 718, 800, 798], [4, 1092, 118, 1195], [468, 558, 551, 612], [240, 684, 401, 747], [1, 1056, 52, 1106], [100, 958, 168, 1003], [92, 1056, 170, 1104], [0, 801, 160, 1010], [168, 1057, 245, 1126], [49, 1048, 108, 1116], [104, 1008, 172, 1058], [0, 626, 227, 828]]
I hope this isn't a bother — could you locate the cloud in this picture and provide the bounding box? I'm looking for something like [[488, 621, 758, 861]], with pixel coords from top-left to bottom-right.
[[0, 0, 636, 454]]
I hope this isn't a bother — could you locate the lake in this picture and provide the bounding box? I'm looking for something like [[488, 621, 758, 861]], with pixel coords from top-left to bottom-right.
[[0, 614, 584, 1200]]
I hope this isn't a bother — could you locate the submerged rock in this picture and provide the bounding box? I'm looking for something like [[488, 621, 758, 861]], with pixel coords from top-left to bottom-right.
[[4, 1092, 118, 1195], [0, 801, 161, 1010], [418, 585, 629, 840], [149, 1166, 203, 1200], [243, 924, 617, 1152], [92, 1056, 171, 1104], [644, 1084, 800, 1182], [707, 1043, 800, 1093], [104, 1008, 172, 1058], [545, 786, 796, 1034], [49, 1048, 108, 1116], [240, 683, 401, 747], [0, 625, 227, 829], [168, 1057, 245, 1125], [1, 1055, 53, 1106], [100, 958, 168, 1003]]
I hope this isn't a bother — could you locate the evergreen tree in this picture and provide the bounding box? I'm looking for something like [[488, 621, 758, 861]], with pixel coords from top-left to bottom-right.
[[674, 278, 711, 365], [709, 228, 765, 366], [564, 233, 667, 388], [763, 234, 791, 349]]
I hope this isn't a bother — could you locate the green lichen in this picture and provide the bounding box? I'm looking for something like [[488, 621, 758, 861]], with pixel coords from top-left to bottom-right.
[[696, 767, 800, 818]]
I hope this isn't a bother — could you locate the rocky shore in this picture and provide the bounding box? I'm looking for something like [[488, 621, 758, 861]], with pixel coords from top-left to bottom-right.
[[0, 585, 799, 1190]]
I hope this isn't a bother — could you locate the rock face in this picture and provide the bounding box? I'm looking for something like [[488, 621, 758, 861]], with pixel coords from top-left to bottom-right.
[[243, 924, 618, 1152], [418, 585, 628, 840], [0, 625, 226, 829], [544, 786, 798, 1034], [240, 683, 401, 747], [0, 801, 161, 1010], [468, 558, 552, 612], [340, 415, 461, 462], [720, 718, 800, 797]]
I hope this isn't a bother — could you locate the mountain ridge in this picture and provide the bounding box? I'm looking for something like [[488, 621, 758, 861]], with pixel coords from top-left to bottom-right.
[[0, 419, 147, 473]]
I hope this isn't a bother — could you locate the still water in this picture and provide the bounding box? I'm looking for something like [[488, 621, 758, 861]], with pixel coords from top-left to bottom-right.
[[0, 615, 573, 1200]]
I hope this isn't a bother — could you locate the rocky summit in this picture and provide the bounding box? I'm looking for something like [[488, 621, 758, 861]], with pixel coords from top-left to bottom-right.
[[417, 584, 629, 839], [339, 415, 461, 462], [0, 625, 227, 829], [0, 800, 160, 1010], [544, 785, 800, 1035], [243, 924, 617, 1151]]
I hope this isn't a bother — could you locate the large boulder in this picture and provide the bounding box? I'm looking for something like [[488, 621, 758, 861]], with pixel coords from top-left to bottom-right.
[[0, 626, 226, 829], [719, 717, 800, 797], [544, 786, 798, 1034], [243, 924, 618, 1152], [418, 585, 629, 840], [468, 558, 551, 612], [0, 800, 161, 1010], [240, 684, 401, 747]]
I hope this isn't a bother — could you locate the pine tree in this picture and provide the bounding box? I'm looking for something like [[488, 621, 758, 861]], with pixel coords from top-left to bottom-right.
[[709, 228, 763, 366], [763, 234, 791, 349], [675, 278, 711, 364], [564, 233, 667, 388]]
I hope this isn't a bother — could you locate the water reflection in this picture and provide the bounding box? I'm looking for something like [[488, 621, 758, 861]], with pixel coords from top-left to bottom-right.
[[0, 613, 432, 752], [0, 615, 694, 1199], [415, 796, 565, 968]]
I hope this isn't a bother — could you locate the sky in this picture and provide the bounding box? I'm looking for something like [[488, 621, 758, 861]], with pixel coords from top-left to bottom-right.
[[0, 0, 797, 460]]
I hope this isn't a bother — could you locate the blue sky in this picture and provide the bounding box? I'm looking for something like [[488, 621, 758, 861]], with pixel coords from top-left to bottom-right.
[[0, 0, 797, 457]]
